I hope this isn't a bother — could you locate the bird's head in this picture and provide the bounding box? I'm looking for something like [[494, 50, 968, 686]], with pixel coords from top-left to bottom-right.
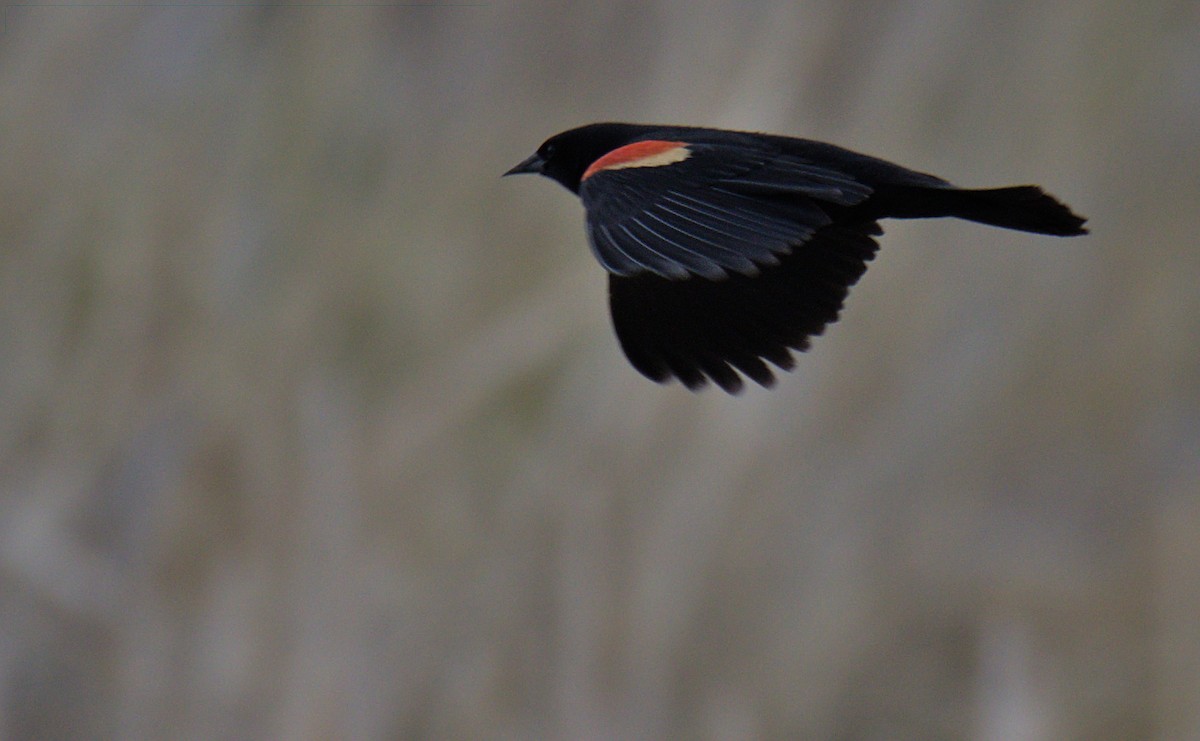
[[504, 123, 655, 193]]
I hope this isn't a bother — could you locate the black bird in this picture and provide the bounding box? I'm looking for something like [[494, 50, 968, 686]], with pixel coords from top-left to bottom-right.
[[505, 123, 1087, 393]]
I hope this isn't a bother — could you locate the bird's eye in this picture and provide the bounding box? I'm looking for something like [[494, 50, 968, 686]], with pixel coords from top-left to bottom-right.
[[541, 143, 556, 158]]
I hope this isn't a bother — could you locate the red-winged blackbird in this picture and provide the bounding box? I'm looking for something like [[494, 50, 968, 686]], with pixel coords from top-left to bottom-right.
[[505, 123, 1087, 393]]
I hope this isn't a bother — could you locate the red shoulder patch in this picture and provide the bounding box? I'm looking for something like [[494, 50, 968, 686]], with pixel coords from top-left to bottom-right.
[[582, 140, 690, 181]]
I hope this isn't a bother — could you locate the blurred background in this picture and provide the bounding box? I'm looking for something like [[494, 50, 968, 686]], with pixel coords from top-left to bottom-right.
[[1, 2, 1197, 739]]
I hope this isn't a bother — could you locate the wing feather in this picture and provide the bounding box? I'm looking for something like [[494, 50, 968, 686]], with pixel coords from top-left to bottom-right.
[[581, 142, 874, 280], [609, 221, 882, 391]]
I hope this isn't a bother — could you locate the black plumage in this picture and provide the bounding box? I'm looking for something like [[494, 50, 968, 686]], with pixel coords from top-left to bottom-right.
[[506, 123, 1087, 393]]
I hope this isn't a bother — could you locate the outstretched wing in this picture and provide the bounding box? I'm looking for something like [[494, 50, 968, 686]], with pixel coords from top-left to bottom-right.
[[579, 141, 874, 280], [608, 221, 883, 393]]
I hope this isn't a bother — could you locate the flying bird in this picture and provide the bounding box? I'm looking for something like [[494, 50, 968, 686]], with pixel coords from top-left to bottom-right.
[[505, 123, 1087, 393]]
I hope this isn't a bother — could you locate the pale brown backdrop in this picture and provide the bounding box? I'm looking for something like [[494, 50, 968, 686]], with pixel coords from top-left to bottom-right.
[[1, 3, 1197, 740]]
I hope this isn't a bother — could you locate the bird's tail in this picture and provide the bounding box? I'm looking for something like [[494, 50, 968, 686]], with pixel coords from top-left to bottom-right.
[[889, 185, 1088, 236]]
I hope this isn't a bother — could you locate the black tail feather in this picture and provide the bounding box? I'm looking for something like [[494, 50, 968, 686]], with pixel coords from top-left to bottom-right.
[[946, 186, 1088, 235], [886, 185, 1088, 236]]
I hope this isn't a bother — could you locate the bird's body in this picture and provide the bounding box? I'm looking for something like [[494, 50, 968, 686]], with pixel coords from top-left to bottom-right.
[[505, 123, 1087, 393]]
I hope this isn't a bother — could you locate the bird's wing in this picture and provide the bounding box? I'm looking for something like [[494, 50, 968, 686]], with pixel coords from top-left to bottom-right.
[[608, 220, 882, 393], [579, 141, 874, 280]]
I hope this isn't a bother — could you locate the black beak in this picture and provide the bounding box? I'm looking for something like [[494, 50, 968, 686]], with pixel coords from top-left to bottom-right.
[[504, 152, 545, 177]]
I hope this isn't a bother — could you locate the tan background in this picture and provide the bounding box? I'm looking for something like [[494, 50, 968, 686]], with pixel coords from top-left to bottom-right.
[[1, 3, 1197, 739]]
